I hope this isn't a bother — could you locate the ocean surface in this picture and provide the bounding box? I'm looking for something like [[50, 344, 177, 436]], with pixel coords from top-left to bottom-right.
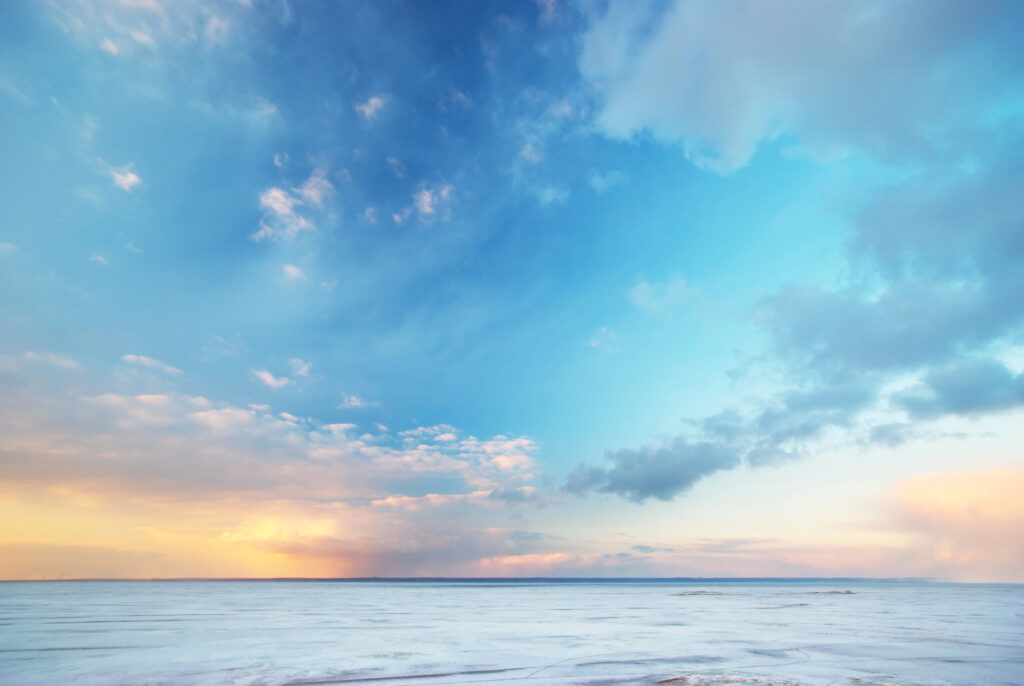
[[0, 579, 1021, 685]]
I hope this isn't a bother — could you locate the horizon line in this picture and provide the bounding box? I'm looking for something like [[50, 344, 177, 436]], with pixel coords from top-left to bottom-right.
[[0, 575, 963, 583]]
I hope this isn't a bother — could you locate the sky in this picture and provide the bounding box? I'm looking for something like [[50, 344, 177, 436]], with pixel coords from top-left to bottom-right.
[[2, 0, 1024, 581]]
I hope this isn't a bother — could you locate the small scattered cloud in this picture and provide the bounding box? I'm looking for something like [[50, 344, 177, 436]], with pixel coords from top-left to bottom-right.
[[414, 188, 436, 215], [100, 38, 119, 55], [251, 369, 289, 389], [294, 167, 334, 206], [355, 95, 385, 119], [412, 184, 454, 218], [89, 252, 109, 265], [260, 187, 300, 216], [254, 165, 335, 241], [362, 207, 378, 223], [110, 165, 141, 191], [122, 354, 183, 375], [0, 242, 16, 256], [282, 264, 305, 280], [392, 208, 412, 225], [339, 394, 379, 409]]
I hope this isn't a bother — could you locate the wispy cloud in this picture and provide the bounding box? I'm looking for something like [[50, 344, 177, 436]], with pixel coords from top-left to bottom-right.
[[251, 369, 290, 389], [122, 354, 183, 375], [23, 351, 79, 370], [338, 394, 378, 409]]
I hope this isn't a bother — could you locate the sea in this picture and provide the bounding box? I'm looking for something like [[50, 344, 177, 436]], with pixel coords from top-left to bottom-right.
[[0, 579, 1021, 685]]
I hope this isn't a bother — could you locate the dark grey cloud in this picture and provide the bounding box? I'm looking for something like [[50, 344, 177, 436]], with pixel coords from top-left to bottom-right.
[[765, 154, 1024, 381], [566, 438, 739, 502], [896, 359, 1024, 420], [569, 111, 1024, 503]]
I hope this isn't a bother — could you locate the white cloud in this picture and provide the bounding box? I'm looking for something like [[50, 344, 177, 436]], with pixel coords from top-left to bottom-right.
[[90, 252, 109, 265], [392, 208, 411, 225], [413, 188, 436, 215], [282, 264, 305, 280], [23, 351, 79, 370], [251, 369, 290, 389], [294, 167, 334, 206], [355, 96, 385, 119], [121, 354, 183, 375], [273, 152, 288, 168], [255, 173, 329, 241], [629, 275, 692, 314], [260, 187, 300, 216], [339, 394, 379, 409], [110, 165, 141, 191], [252, 186, 311, 243], [363, 207, 378, 223], [100, 38, 119, 55], [0, 242, 15, 256], [579, 0, 1022, 173], [412, 184, 454, 218], [288, 358, 311, 377]]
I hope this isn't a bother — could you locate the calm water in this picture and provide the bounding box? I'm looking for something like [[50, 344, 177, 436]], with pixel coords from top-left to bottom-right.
[[0, 580, 1021, 685]]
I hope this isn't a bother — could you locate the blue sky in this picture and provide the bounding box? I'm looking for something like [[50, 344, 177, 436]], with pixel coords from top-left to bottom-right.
[[2, 0, 1024, 580]]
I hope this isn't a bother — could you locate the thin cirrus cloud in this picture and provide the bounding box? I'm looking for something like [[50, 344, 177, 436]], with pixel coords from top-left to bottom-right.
[[122, 354, 183, 375]]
